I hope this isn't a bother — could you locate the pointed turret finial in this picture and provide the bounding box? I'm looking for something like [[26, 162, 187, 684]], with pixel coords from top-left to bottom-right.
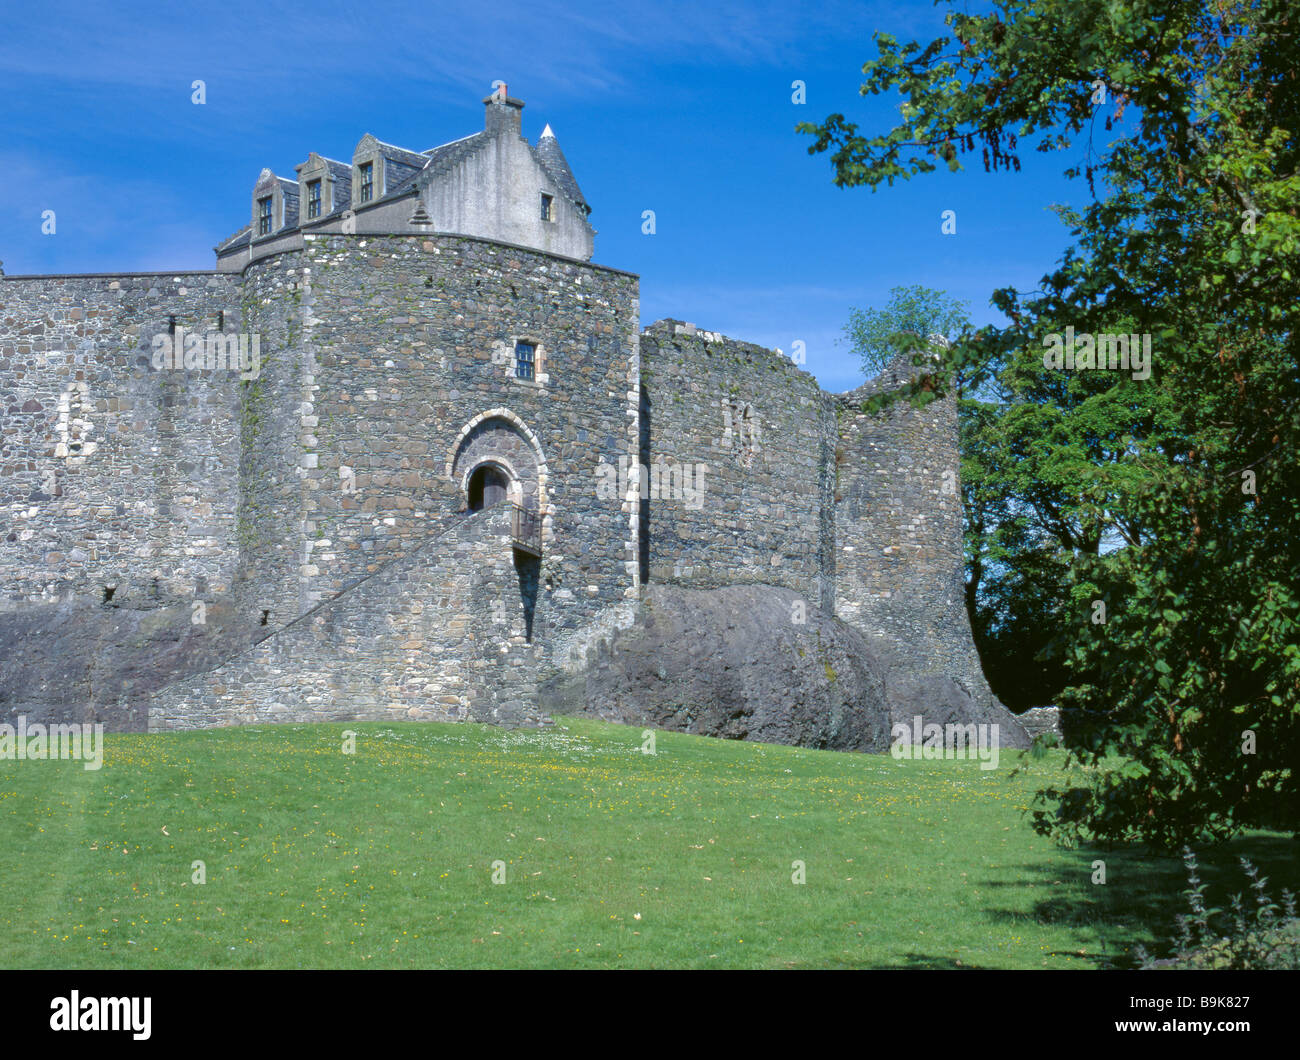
[[534, 121, 590, 215]]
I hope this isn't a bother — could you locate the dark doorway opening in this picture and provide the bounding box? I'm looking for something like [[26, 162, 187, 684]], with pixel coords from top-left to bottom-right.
[[514, 551, 540, 642], [468, 465, 509, 511]]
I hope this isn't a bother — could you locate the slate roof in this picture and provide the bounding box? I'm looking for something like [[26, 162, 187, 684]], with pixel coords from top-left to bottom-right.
[[532, 126, 589, 214], [218, 108, 592, 258], [369, 139, 430, 170], [323, 158, 352, 212], [215, 225, 251, 253]]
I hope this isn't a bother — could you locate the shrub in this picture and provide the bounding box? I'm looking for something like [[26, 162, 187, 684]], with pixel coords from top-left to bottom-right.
[[1137, 848, 1300, 970]]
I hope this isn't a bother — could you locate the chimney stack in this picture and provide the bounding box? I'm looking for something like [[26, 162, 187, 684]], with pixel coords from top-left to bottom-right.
[[483, 81, 524, 137]]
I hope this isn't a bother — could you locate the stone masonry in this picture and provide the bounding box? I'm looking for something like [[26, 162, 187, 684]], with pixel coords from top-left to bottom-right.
[[0, 86, 1018, 739]]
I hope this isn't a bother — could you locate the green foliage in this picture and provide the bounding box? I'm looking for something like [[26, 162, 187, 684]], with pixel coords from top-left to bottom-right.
[[1028, 731, 1061, 760], [1136, 848, 1300, 969], [803, 0, 1300, 846], [843, 284, 970, 376]]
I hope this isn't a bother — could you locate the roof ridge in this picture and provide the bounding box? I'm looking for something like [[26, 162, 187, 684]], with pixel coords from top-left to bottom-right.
[[422, 132, 478, 155], [369, 138, 429, 164], [215, 223, 252, 250]]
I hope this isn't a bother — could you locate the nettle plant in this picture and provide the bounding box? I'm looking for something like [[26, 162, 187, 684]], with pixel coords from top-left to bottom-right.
[[1135, 848, 1300, 970]]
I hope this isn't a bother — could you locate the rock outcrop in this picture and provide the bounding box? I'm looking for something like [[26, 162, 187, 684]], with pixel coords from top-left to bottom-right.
[[550, 584, 1030, 752]]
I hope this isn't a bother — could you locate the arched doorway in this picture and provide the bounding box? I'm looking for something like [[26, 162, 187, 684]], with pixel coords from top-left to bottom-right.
[[467, 463, 510, 511]]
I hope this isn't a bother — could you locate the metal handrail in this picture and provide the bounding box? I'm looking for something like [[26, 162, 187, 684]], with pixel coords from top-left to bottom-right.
[[511, 503, 542, 556]]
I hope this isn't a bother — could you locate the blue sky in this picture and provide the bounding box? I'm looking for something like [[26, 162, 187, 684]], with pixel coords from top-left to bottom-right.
[[0, 0, 1088, 392]]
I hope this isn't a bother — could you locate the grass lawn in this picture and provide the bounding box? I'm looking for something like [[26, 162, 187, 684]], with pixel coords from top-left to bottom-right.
[[0, 717, 1293, 969]]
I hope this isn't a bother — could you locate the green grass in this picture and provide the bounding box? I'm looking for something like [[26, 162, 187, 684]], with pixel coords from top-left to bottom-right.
[[0, 717, 1293, 968]]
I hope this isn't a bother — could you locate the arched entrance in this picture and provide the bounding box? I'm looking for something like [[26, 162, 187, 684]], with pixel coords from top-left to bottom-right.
[[448, 410, 548, 532], [467, 463, 510, 511], [446, 410, 547, 644]]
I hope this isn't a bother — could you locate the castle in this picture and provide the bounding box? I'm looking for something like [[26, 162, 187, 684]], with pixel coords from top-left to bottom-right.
[[0, 86, 1011, 737]]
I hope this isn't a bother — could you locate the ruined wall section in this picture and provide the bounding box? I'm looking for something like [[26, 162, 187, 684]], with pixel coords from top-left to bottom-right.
[[833, 357, 999, 709], [638, 320, 835, 613], [0, 272, 245, 609], [147, 506, 543, 729]]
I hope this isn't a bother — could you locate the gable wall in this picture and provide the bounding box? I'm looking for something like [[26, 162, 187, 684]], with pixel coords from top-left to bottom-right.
[[420, 133, 593, 260]]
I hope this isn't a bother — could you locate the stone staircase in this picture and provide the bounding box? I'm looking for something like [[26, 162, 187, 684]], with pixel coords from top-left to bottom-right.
[[147, 506, 543, 730]]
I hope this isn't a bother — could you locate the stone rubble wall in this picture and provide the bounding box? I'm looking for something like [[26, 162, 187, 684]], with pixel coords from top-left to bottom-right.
[[0, 272, 244, 610], [2, 247, 1012, 736], [833, 356, 1001, 712], [239, 235, 642, 682], [147, 506, 543, 730], [638, 320, 836, 613], [1017, 705, 1063, 741]]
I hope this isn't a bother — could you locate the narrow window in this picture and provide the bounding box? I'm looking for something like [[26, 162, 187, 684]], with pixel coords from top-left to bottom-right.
[[540, 193, 553, 221], [258, 195, 273, 235], [307, 179, 322, 219], [514, 341, 536, 381], [359, 162, 373, 203]]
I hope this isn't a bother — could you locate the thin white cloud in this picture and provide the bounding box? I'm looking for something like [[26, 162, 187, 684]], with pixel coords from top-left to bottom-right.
[[0, 0, 897, 102]]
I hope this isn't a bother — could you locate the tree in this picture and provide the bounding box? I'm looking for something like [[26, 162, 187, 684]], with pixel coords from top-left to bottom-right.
[[801, 0, 1300, 847], [843, 285, 970, 376]]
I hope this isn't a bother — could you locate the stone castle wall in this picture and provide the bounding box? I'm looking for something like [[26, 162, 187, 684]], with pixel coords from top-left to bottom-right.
[[0, 271, 245, 610], [234, 233, 641, 680], [1, 244, 1002, 732], [638, 321, 836, 613], [148, 505, 542, 729], [833, 358, 998, 708]]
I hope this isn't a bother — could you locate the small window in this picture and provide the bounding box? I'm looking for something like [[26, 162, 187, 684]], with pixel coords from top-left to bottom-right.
[[540, 193, 553, 222], [257, 196, 273, 235], [515, 341, 536, 381], [359, 162, 373, 203], [307, 179, 322, 219]]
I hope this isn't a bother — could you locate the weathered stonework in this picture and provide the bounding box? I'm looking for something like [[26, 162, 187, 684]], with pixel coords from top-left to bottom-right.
[[0, 271, 244, 609], [833, 359, 1002, 715], [231, 233, 639, 665], [147, 506, 542, 730], [0, 88, 1020, 743], [638, 321, 836, 614]]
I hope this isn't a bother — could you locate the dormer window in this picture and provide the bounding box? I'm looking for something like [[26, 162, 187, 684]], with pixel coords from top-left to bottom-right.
[[306, 180, 322, 219], [540, 193, 553, 222], [515, 342, 536, 381], [359, 162, 374, 203], [257, 196, 273, 235]]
